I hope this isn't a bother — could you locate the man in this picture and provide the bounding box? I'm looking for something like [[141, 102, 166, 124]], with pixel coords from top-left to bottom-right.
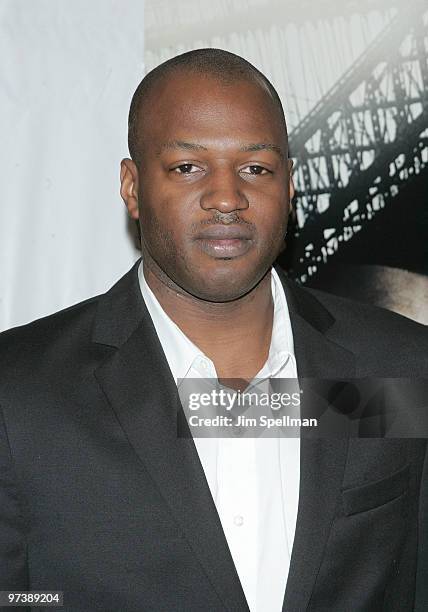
[[0, 49, 427, 611]]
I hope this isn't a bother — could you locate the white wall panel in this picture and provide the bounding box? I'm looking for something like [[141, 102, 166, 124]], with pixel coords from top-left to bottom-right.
[[0, 0, 144, 330]]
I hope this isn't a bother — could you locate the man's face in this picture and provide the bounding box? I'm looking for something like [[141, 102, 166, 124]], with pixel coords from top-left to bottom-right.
[[122, 71, 294, 302]]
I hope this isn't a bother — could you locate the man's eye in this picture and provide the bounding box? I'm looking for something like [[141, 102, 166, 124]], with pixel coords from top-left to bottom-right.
[[172, 164, 200, 174], [241, 165, 270, 175]]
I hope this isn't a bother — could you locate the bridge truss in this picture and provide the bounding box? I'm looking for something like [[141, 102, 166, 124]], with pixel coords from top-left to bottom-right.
[[286, 1, 428, 282]]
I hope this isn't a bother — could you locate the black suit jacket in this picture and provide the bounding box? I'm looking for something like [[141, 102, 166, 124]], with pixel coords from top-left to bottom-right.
[[0, 260, 427, 611]]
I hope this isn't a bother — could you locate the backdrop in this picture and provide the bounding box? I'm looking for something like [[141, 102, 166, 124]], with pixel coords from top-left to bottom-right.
[[0, 0, 144, 331], [146, 0, 428, 324]]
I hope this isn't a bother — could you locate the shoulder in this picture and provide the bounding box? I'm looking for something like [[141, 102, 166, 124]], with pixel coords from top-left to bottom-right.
[[0, 294, 99, 349], [0, 260, 143, 394], [0, 295, 102, 388], [302, 285, 428, 375], [305, 284, 426, 332]]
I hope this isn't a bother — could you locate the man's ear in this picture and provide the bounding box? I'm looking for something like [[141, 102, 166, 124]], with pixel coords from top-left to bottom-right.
[[120, 158, 139, 220], [288, 158, 295, 214]]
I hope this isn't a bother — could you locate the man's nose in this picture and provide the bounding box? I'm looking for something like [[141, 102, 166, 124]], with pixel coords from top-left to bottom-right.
[[200, 168, 249, 213]]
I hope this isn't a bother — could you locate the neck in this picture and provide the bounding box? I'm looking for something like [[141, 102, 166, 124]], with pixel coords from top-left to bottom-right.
[[143, 260, 274, 380]]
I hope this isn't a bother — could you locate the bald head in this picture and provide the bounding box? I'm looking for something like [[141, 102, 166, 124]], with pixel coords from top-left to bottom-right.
[[128, 48, 288, 164]]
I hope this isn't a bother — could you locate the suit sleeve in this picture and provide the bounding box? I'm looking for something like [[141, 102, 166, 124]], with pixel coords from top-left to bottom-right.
[[0, 404, 29, 589]]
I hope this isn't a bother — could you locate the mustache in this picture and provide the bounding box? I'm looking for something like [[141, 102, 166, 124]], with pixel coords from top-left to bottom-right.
[[199, 210, 254, 227]]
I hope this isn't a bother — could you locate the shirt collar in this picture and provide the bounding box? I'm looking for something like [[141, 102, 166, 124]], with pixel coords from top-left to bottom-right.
[[257, 266, 295, 380], [138, 260, 295, 383]]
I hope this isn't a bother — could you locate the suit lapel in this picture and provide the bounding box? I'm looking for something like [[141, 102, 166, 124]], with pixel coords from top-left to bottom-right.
[[93, 261, 248, 612], [276, 266, 355, 611]]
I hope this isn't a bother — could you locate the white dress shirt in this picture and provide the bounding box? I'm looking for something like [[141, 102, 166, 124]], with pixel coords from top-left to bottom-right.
[[138, 261, 300, 612]]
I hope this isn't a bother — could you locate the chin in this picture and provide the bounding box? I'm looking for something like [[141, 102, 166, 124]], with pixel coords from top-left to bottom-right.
[[184, 264, 269, 303]]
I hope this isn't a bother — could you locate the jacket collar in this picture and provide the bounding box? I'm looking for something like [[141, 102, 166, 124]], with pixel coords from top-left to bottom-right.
[[91, 258, 144, 348], [93, 258, 355, 380], [93, 258, 338, 348]]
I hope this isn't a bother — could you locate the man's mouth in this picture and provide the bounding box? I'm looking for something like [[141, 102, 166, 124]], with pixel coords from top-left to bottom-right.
[[194, 225, 254, 259]]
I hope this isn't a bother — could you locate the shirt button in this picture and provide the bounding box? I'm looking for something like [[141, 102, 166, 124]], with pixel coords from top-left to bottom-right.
[[199, 358, 209, 371], [233, 515, 244, 527]]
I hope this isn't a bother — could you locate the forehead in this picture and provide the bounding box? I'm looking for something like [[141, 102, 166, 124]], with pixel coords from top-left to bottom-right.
[[139, 72, 286, 148]]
